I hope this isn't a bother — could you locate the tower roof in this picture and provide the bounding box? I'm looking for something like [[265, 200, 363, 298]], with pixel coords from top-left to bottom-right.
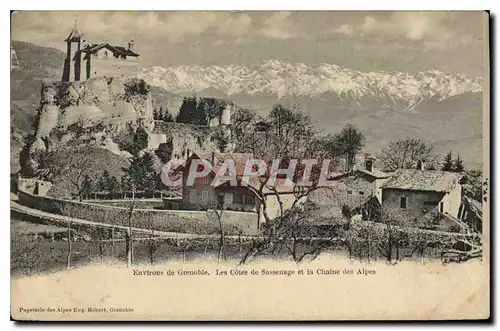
[[65, 24, 83, 42]]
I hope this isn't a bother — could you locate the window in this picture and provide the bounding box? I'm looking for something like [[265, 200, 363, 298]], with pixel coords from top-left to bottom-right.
[[246, 193, 256, 206], [400, 196, 407, 209], [189, 189, 197, 203], [201, 191, 209, 203], [233, 192, 243, 204], [347, 190, 353, 195], [439, 201, 444, 213], [358, 191, 365, 195]]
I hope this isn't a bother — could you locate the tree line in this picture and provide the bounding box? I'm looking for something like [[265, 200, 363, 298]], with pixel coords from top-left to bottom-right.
[[153, 96, 227, 126]]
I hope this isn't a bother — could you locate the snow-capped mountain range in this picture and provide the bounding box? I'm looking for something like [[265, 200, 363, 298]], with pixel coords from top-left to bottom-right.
[[139, 60, 482, 110]]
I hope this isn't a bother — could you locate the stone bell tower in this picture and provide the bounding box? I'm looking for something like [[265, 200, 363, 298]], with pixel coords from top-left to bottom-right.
[[62, 20, 84, 82]]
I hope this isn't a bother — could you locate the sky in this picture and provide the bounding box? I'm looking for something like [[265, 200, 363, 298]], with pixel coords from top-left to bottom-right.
[[11, 11, 487, 77]]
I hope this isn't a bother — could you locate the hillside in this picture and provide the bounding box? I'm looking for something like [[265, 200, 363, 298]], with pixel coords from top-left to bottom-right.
[[10, 41, 66, 173]]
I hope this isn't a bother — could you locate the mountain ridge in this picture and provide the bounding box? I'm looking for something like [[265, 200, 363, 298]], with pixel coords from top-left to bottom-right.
[[139, 59, 483, 111]]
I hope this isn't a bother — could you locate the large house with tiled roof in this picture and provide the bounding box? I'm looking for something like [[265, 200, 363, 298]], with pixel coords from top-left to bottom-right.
[[172, 151, 304, 227], [62, 23, 139, 82], [381, 167, 465, 226]]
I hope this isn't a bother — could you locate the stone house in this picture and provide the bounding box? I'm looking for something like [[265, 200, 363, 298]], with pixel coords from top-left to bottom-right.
[[171, 152, 303, 228], [381, 168, 467, 230], [309, 156, 390, 218]]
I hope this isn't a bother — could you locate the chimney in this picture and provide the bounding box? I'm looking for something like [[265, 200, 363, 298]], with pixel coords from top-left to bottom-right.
[[211, 151, 216, 165], [128, 39, 135, 51], [365, 156, 374, 173]]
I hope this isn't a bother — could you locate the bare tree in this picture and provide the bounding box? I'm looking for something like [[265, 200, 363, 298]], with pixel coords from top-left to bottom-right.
[[378, 138, 435, 172], [126, 201, 135, 268], [11, 231, 44, 275], [57, 202, 81, 269], [240, 203, 342, 264], [44, 147, 99, 200], [144, 214, 162, 266], [206, 204, 226, 263]]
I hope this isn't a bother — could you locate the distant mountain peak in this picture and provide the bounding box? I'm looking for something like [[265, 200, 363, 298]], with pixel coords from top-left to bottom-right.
[[139, 61, 482, 110]]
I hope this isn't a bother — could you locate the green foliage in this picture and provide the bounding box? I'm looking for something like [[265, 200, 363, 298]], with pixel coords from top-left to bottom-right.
[[442, 151, 465, 172], [442, 150, 454, 171], [176, 96, 198, 124], [97, 170, 111, 192], [331, 124, 365, 171], [81, 174, 94, 196], [96, 170, 120, 193], [176, 96, 226, 125], [115, 126, 149, 156], [122, 151, 159, 192], [161, 108, 174, 122], [453, 154, 465, 172]]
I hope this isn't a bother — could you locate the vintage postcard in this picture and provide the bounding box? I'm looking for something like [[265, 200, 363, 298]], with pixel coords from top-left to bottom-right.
[[10, 11, 490, 321]]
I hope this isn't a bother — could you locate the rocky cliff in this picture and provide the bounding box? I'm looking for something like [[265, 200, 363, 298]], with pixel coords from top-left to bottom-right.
[[20, 77, 221, 177]]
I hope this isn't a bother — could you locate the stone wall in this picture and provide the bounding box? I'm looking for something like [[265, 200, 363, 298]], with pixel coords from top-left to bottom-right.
[[18, 190, 259, 235]]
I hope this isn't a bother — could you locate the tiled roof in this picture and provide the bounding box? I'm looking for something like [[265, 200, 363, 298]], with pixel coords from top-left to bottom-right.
[[82, 43, 139, 57], [195, 152, 254, 177], [328, 168, 389, 181], [463, 196, 482, 217], [382, 169, 462, 193], [358, 168, 390, 179], [190, 152, 296, 193]]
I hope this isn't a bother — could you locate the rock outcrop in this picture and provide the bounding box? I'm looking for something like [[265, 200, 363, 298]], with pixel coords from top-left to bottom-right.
[[20, 76, 223, 176]]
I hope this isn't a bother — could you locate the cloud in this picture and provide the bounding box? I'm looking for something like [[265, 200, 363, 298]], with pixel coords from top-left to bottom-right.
[[259, 12, 298, 40], [217, 13, 252, 36], [12, 11, 254, 46], [334, 24, 354, 36], [331, 12, 461, 49]]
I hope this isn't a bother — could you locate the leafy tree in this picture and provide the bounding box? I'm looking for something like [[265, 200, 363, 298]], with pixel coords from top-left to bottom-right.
[[42, 147, 100, 200], [264, 104, 317, 159], [453, 154, 465, 172], [176, 96, 197, 124], [98, 170, 111, 192], [442, 151, 454, 171], [162, 111, 174, 122], [200, 97, 226, 125], [81, 174, 94, 197], [335, 124, 365, 171], [122, 151, 158, 193], [379, 138, 435, 172], [107, 175, 121, 194]]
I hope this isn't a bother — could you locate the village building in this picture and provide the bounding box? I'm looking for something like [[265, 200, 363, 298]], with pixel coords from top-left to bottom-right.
[[308, 156, 390, 219], [380, 166, 472, 232], [164, 151, 304, 228], [458, 196, 483, 233], [62, 23, 139, 82], [329, 156, 390, 206]]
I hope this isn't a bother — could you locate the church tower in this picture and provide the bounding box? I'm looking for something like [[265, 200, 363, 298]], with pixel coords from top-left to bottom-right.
[[62, 21, 84, 82]]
